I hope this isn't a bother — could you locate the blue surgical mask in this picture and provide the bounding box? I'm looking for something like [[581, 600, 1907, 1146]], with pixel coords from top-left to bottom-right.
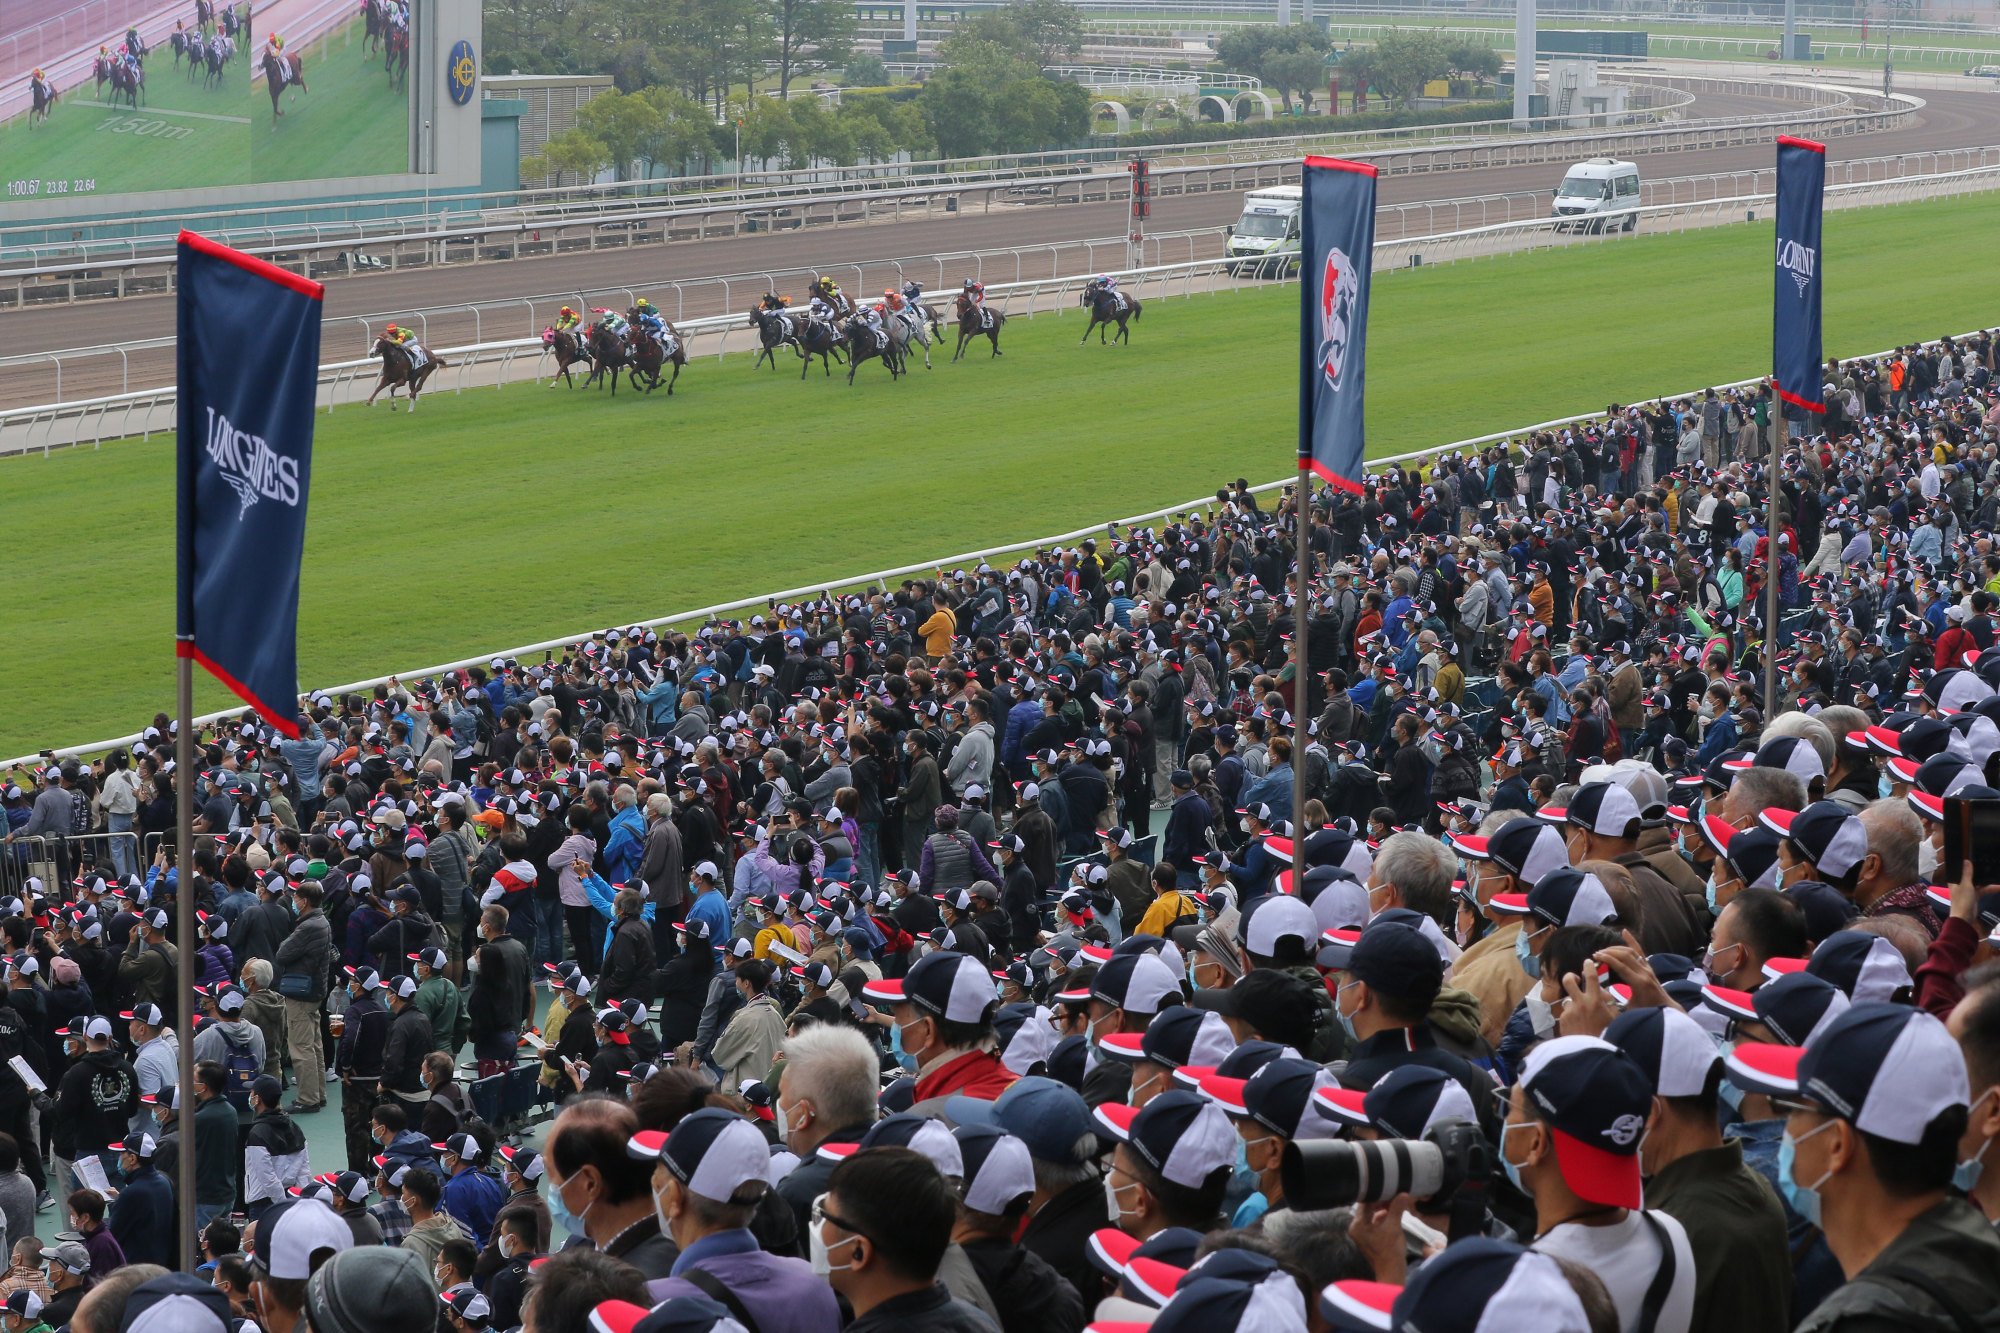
[[1719, 1077, 1746, 1116], [1335, 980, 1361, 1043], [1705, 873, 1723, 917], [1515, 925, 1541, 980], [1499, 1121, 1532, 1193], [1955, 1089, 1996, 1193], [889, 1020, 919, 1073], [1777, 1119, 1836, 1226], [1878, 772, 1894, 799], [546, 1171, 591, 1242]]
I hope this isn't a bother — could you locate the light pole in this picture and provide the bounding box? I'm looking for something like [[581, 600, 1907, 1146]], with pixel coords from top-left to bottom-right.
[[734, 118, 742, 193]]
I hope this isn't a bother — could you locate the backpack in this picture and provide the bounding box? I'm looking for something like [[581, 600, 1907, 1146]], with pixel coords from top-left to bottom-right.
[[219, 1029, 260, 1111]]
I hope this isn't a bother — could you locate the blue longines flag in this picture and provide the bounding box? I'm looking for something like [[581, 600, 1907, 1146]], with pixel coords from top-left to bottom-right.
[[1298, 155, 1377, 494], [176, 230, 323, 736], [1773, 135, 1826, 413]]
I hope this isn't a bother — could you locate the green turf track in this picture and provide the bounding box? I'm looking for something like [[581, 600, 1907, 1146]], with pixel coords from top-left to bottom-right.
[[0, 13, 405, 203], [251, 13, 409, 183], [4, 191, 1999, 755]]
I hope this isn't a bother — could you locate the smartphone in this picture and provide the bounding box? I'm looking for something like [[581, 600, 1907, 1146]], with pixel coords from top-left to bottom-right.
[[1943, 796, 2000, 886]]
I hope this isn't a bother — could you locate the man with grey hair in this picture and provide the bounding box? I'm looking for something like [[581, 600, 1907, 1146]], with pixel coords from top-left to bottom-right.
[[772, 1025, 881, 1239], [1854, 800, 1939, 938], [1366, 831, 1455, 924], [1712, 768, 1807, 830], [638, 791, 683, 953]]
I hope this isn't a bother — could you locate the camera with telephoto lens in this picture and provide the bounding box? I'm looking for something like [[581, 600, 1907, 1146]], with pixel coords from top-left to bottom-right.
[[1281, 1123, 1494, 1239]]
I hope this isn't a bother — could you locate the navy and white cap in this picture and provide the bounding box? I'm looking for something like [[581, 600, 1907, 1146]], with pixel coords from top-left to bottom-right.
[[321, 1171, 371, 1204], [386, 974, 419, 1000], [1321, 1238, 1589, 1333], [433, 1133, 481, 1163], [108, 1133, 158, 1159], [249, 1197, 353, 1280], [1727, 1002, 1970, 1144], [408, 947, 448, 971], [993, 1003, 1059, 1077], [1603, 1006, 1718, 1099], [1199, 1056, 1340, 1141], [121, 1003, 166, 1026], [498, 1145, 544, 1181], [4, 1292, 46, 1323], [1091, 1089, 1236, 1188], [1516, 1035, 1652, 1210], [1698, 819, 1784, 890], [627, 1108, 772, 1202], [951, 1125, 1037, 1216], [1707, 971, 1850, 1049], [1449, 817, 1570, 884], [440, 1284, 492, 1326], [862, 950, 996, 1023], [1241, 894, 1320, 958], [1295, 870, 1371, 936], [1758, 801, 1869, 879], [1312, 1064, 1479, 1139], [118, 1274, 238, 1333], [823, 1113, 963, 1178], [1490, 866, 1616, 929], [1538, 781, 1643, 837], [589, 1296, 748, 1333], [1067, 951, 1182, 1016], [1723, 736, 1826, 784], [1300, 827, 1374, 882], [1097, 1275, 1308, 1333], [1766, 929, 1914, 1004], [1170, 1038, 1300, 1092], [1096, 1005, 1237, 1070]]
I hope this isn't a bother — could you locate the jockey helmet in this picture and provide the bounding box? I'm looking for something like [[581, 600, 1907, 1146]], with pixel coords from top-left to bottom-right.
[[385, 323, 401, 337]]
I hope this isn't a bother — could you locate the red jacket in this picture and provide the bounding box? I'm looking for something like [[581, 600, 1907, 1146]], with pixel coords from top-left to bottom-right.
[[1933, 626, 1977, 672], [914, 1049, 1016, 1103]]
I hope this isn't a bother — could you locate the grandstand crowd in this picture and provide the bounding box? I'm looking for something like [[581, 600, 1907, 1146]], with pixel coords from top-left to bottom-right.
[[3, 327, 2000, 1333]]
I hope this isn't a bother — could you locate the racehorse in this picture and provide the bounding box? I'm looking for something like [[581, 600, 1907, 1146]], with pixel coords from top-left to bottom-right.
[[204, 34, 233, 84], [183, 32, 204, 78], [367, 337, 446, 410], [385, 24, 407, 86], [794, 316, 846, 379], [840, 315, 903, 386], [951, 293, 1004, 362], [94, 55, 111, 99], [262, 47, 304, 121], [362, 0, 387, 54], [1080, 279, 1142, 346], [884, 302, 934, 370], [171, 28, 189, 65], [748, 305, 799, 371], [585, 323, 631, 394], [623, 312, 687, 395], [196, 0, 214, 31], [901, 284, 945, 341], [29, 77, 57, 125], [542, 328, 593, 387], [108, 59, 144, 108], [807, 278, 854, 323]]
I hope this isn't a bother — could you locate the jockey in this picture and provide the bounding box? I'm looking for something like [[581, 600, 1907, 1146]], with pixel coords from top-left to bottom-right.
[[963, 278, 984, 306], [817, 279, 842, 310], [881, 289, 905, 315], [383, 323, 427, 368], [126, 26, 142, 54], [901, 281, 925, 308], [857, 304, 886, 345], [596, 307, 629, 337], [554, 305, 581, 334], [390, 0, 408, 28], [632, 298, 666, 340], [806, 293, 835, 326]]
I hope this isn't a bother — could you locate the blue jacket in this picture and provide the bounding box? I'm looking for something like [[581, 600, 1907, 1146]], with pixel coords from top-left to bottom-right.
[[1002, 699, 1042, 769], [637, 679, 680, 729], [107, 1165, 176, 1269], [441, 1165, 509, 1247], [603, 807, 647, 885], [1696, 713, 1739, 767], [686, 888, 732, 947], [585, 870, 656, 955], [648, 1231, 842, 1333]]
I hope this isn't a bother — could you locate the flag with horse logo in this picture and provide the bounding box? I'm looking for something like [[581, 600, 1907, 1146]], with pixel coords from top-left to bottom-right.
[[1298, 156, 1377, 494], [1773, 135, 1825, 413], [176, 231, 322, 736]]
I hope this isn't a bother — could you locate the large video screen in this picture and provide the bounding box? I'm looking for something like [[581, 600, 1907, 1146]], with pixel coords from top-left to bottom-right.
[[3, 0, 412, 206]]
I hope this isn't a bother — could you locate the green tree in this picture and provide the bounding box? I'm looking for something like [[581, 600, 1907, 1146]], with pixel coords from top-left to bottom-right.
[[1365, 29, 1451, 108], [1265, 48, 1329, 112], [525, 126, 612, 186], [1214, 23, 1332, 111], [938, 0, 1081, 68], [770, 0, 855, 96], [638, 85, 718, 175], [574, 88, 664, 180]]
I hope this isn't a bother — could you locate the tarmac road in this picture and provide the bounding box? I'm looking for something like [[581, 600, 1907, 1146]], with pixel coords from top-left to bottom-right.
[[8, 86, 1994, 406]]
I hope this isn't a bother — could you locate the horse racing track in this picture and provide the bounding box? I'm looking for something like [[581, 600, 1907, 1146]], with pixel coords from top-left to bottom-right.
[[3, 193, 1996, 754], [1, 12, 405, 202]]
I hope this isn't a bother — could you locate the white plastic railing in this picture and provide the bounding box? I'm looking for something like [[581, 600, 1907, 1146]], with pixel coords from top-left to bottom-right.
[[0, 72, 1905, 288], [13, 303, 1993, 768]]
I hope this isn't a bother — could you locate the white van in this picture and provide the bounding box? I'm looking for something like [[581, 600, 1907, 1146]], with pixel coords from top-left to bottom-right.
[[1225, 185, 1302, 276], [1551, 158, 1641, 233]]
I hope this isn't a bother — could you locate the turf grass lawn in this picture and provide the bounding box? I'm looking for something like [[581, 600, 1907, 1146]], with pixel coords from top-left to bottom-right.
[[4, 191, 1998, 755], [251, 13, 409, 183]]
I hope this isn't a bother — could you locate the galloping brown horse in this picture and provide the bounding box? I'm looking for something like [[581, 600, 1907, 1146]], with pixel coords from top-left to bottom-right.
[[367, 337, 445, 409], [585, 323, 631, 394], [951, 293, 1004, 362], [623, 312, 687, 396], [361, 0, 386, 54], [385, 24, 407, 85], [542, 328, 592, 387], [261, 47, 304, 121]]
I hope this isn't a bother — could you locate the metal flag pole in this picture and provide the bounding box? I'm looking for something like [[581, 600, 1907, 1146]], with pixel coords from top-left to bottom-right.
[[1293, 466, 1311, 847], [174, 645, 198, 1270], [1762, 415, 1783, 718]]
